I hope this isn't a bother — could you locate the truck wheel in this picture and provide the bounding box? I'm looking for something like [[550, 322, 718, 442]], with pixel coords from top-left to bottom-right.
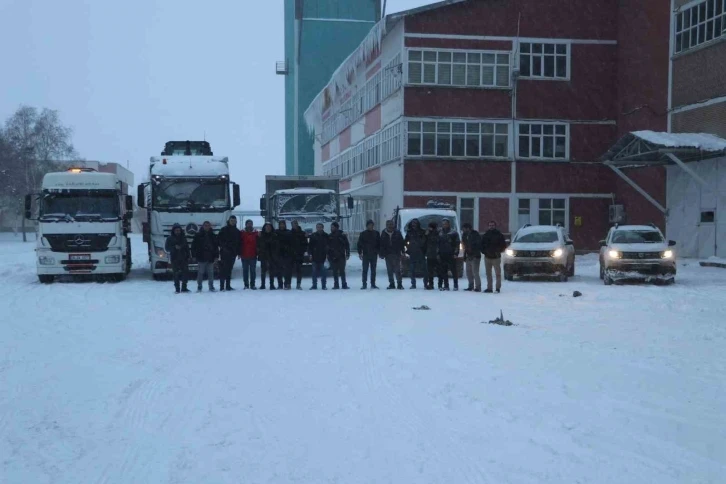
[[111, 273, 126, 283], [38, 275, 54, 284], [125, 242, 132, 275]]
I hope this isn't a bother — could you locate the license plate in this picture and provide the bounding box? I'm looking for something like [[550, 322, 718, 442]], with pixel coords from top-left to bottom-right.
[[70, 254, 91, 261]]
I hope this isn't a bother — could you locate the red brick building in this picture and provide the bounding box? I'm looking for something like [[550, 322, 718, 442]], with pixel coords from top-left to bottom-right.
[[305, 0, 679, 250]]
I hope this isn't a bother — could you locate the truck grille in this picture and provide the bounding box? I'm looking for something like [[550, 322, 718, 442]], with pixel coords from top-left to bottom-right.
[[45, 234, 113, 253], [621, 252, 661, 260]]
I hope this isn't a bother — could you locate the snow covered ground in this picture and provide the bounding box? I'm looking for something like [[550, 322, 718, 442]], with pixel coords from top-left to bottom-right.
[[1, 234, 725, 484]]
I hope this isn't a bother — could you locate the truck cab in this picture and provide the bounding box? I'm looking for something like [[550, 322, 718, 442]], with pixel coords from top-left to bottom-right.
[[25, 168, 133, 283]]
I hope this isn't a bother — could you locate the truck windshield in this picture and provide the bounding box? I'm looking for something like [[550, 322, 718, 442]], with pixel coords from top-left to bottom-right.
[[277, 193, 336, 215], [152, 179, 229, 211], [40, 190, 119, 221]]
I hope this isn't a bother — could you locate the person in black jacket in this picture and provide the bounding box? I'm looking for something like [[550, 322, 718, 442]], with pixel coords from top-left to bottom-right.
[[380, 219, 405, 290], [424, 222, 440, 290], [192, 221, 219, 292], [257, 222, 277, 290], [327, 222, 350, 290], [480, 220, 507, 293], [357, 219, 380, 289], [307, 223, 328, 290], [290, 220, 308, 290], [217, 215, 241, 291], [438, 218, 461, 291], [461, 223, 482, 292], [404, 218, 426, 289], [275, 221, 294, 290], [165, 223, 190, 293]]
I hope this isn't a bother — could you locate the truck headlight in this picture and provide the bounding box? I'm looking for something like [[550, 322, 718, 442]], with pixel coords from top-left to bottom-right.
[[608, 250, 621, 259], [38, 256, 56, 265], [105, 255, 121, 264], [551, 248, 564, 258], [154, 245, 167, 259], [505, 249, 515, 257], [661, 250, 673, 259]]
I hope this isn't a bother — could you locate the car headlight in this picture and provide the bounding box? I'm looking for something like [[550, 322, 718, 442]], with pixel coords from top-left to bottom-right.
[[154, 245, 167, 259], [551, 248, 564, 258], [459, 243, 464, 253], [505, 249, 515, 257], [105, 255, 121, 264], [608, 250, 621, 259], [38, 256, 56, 265], [661, 250, 674, 259]]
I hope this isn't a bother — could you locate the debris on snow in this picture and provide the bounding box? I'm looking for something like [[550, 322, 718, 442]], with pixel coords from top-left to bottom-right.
[[484, 310, 514, 326], [412, 305, 430, 311], [573, 291, 583, 298]]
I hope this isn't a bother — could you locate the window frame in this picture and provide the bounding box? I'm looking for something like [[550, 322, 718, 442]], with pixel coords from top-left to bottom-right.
[[407, 48, 511, 89], [406, 118, 512, 160], [518, 41, 571, 81], [537, 198, 568, 228], [457, 196, 478, 231], [674, 0, 726, 54], [515, 121, 570, 161]]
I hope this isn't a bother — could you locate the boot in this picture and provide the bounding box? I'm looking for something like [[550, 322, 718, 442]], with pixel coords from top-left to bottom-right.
[[181, 284, 190, 293], [484, 288, 493, 293], [296, 283, 302, 290], [397, 283, 404, 290], [361, 282, 367, 290], [342, 284, 350, 290], [387, 282, 395, 290], [227, 281, 234, 291], [371, 284, 379, 289], [260, 282, 265, 290], [465, 287, 474, 292]]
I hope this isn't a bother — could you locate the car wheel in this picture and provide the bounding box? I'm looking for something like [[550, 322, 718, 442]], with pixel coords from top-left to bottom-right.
[[504, 269, 514, 281], [568, 262, 575, 277], [152, 273, 163, 281], [599, 264, 604, 280], [558, 273, 569, 283], [603, 273, 613, 286], [38, 275, 54, 284]]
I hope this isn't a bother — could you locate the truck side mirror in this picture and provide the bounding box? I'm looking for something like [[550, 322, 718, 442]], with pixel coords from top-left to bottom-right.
[[232, 183, 241, 208], [668, 240, 676, 247], [599, 239, 607, 247], [347, 196, 354, 210], [137, 184, 146, 209], [24, 194, 34, 220], [259, 197, 266, 211], [125, 195, 133, 212]]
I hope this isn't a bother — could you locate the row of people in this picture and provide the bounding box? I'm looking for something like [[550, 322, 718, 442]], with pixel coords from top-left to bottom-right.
[[163, 216, 506, 293]]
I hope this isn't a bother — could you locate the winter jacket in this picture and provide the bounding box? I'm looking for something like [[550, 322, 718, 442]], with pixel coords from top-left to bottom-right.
[[257, 224, 277, 262], [357, 229, 381, 258], [218, 223, 241, 259], [462, 230, 482, 259], [276, 228, 294, 260], [380, 229, 405, 258], [165, 224, 190, 267], [404, 223, 427, 261], [438, 228, 461, 257], [291, 226, 309, 262], [307, 231, 329, 264], [481, 228, 507, 259], [424, 230, 440, 259], [327, 230, 350, 262], [240, 229, 258, 259], [192, 229, 219, 263]]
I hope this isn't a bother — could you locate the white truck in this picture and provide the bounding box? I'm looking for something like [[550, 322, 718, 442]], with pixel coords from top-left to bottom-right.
[[25, 167, 134, 283], [137, 141, 240, 279]]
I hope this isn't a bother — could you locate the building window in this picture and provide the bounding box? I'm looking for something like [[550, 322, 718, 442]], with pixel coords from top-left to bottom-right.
[[518, 199, 531, 228], [701, 210, 715, 223], [675, 0, 726, 53], [407, 119, 510, 158], [520, 42, 569, 79], [459, 198, 475, 229], [539, 199, 566, 226], [408, 49, 510, 88], [517, 123, 568, 160]]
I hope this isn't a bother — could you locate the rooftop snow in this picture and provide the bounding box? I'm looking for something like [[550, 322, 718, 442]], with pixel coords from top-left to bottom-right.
[[150, 156, 229, 177], [632, 131, 726, 152], [516, 225, 561, 235], [274, 188, 336, 195]]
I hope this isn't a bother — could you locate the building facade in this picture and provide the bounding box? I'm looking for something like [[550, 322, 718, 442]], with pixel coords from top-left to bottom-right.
[[304, 0, 710, 251], [282, 0, 381, 176]]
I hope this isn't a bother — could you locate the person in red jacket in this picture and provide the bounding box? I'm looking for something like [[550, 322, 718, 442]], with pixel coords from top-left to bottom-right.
[[240, 219, 259, 289]]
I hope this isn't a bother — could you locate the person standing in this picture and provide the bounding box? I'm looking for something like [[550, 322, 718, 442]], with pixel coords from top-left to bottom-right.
[[165, 223, 190, 293], [240, 219, 258, 290], [327, 222, 350, 290], [380, 219, 405, 290], [480, 220, 507, 293], [404, 218, 426, 289], [217, 215, 241, 291], [307, 223, 329, 290], [424, 222, 440, 291], [356, 220, 380, 289], [290, 220, 308, 290], [461, 223, 483, 292], [275, 221, 294, 290], [257, 222, 277, 290], [438, 218, 461, 291], [192, 221, 219, 292]]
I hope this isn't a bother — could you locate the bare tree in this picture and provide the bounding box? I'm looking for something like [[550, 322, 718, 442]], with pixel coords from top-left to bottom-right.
[[0, 106, 77, 241]]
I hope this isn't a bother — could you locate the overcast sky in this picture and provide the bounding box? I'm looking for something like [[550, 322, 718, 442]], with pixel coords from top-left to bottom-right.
[[0, 0, 432, 209]]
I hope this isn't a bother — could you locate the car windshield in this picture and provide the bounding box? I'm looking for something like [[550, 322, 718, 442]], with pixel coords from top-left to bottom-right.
[[515, 231, 559, 243], [277, 193, 336, 215], [404, 215, 458, 233], [611, 230, 664, 244], [152, 179, 229, 211], [40, 190, 118, 221]]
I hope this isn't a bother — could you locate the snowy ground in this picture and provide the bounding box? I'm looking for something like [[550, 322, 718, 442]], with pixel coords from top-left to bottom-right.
[[1, 234, 725, 484]]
